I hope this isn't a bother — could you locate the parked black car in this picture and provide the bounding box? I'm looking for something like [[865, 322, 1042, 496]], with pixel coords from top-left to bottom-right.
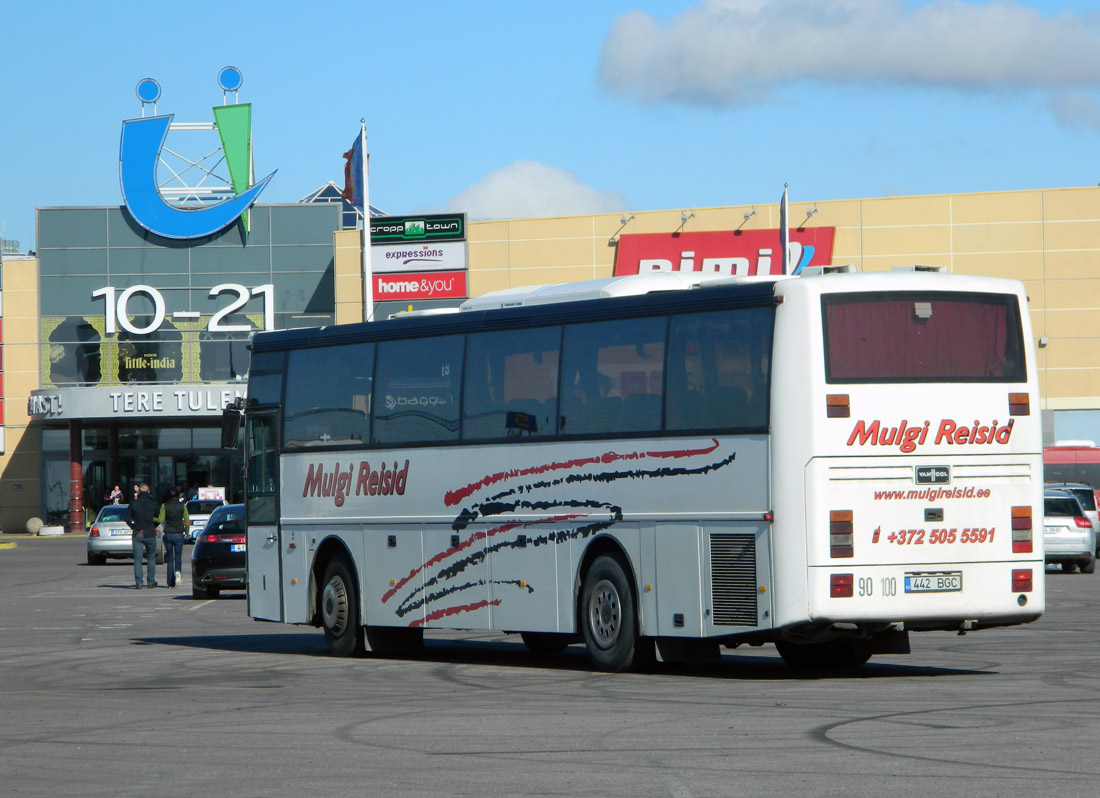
[[190, 519, 247, 599]]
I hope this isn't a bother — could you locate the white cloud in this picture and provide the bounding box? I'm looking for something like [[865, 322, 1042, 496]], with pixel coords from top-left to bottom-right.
[[443, 161, 628, 220], [599, 0, 1100, 106]]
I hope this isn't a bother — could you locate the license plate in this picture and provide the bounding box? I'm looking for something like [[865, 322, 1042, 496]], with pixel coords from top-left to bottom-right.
[[905, 571, 962, 593], [111, 529, 131, 536], [230, 544, 246, 553]]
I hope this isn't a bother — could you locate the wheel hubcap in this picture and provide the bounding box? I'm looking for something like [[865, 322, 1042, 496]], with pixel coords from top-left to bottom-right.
[[588, 578, 621, 649], [322, 576, 348, 635]]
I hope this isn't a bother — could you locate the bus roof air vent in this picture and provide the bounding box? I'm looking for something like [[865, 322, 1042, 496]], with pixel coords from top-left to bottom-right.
[[892, 264, 946, 273], [800, 264, 857, 277]]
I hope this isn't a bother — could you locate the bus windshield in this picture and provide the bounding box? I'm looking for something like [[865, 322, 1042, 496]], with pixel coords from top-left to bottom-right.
[[822, 291, 1025, 383]]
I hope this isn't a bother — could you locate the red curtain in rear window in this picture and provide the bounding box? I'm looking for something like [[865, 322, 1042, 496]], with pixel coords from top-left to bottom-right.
[[824, 294, 1019, 382]]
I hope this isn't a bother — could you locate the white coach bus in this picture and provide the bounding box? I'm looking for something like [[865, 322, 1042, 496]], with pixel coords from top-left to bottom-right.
[[222, 266, 1044, 671]]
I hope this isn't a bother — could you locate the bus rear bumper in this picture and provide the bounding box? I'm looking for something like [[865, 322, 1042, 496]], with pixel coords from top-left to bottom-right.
[[800, 560, 1046, 631]]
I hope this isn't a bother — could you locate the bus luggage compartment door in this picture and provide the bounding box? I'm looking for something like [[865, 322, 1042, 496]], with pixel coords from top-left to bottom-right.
[[246, 521, 282, 621]]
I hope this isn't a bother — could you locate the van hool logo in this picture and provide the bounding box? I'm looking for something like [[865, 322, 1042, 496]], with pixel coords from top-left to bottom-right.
[[303, 460, 410, 506]]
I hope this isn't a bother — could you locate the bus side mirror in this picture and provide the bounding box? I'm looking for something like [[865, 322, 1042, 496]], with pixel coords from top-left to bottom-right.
[[221, 398, 244, 450]]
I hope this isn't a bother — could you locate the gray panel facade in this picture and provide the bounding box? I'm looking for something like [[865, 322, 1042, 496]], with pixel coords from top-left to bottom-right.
[[36, 203, 340, 387]]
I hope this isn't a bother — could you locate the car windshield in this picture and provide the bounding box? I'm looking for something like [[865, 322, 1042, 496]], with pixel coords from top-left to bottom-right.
[[97, 506, 130, 522], [1045, 497, 1082, 517], [187, 500, 223, 515]]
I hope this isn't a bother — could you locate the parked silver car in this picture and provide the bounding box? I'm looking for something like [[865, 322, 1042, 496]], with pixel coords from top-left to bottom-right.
[[86, 504, 165, 566], [1043, 489, 1096, 574]]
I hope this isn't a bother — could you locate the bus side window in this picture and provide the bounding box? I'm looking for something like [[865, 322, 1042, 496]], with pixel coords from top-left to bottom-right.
[[373, 335, 464, 445], [560, 317, 666, 436], [283, 342, 374, 448], [667, 307, 773, 432], [463, 326, 561, 441]]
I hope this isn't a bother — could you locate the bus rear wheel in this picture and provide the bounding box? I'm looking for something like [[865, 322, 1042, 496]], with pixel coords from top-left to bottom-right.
[[775, 639, 871, 671], [321, 555, 364, 657], [580, 553, 648, 672]]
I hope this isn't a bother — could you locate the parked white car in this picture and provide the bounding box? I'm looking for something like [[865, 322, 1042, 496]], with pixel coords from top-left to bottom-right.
[[185, 499, 226, 542], [1043, 489, 1096, 574]]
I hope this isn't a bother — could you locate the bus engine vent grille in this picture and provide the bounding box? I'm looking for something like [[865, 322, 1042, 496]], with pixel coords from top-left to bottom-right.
[[709, 533, 758, 627]]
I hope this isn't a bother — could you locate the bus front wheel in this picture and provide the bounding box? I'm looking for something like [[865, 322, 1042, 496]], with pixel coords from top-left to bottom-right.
[[321, 555, 364, 657], [580, 553, 647, 672]]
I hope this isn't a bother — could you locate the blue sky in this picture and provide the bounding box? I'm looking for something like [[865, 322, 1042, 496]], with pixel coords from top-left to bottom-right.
[[4, 0, 1100, 251]]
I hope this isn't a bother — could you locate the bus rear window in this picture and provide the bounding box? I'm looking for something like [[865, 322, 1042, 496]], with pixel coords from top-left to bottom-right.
[[822, 291, 1026, 383]]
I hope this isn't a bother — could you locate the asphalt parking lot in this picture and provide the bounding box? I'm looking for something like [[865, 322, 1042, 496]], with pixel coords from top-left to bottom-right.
[[1, 533, 1098, 798]]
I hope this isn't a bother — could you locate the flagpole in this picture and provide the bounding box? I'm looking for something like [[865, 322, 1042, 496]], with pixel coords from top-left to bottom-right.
[[779, 183, 789, 276], [360, 119, 375, 321]]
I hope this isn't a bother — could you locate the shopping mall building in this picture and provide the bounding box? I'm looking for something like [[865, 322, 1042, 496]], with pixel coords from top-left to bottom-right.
[[1, 121, 1099, 533]]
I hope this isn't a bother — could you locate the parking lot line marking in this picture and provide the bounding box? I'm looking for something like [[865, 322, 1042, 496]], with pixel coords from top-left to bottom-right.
[[186, 600, 215, 611]]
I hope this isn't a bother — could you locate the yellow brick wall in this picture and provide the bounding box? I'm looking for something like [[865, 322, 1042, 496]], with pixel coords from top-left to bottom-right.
[[1, 257, 42, 532], [463, 186, 1100, 411], [334, 229, 364, 325]]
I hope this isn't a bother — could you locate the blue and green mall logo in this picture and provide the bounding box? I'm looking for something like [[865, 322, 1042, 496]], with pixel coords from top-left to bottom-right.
[[119, 68, 275, 240]]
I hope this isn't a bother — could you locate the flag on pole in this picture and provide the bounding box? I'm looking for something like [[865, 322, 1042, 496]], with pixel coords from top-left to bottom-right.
[[342, 130, 366, 212], [343, 121, 374, 321], [779, 183, 789, 275]]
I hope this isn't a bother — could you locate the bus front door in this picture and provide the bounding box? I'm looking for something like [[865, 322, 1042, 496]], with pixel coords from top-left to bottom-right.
[[245, 412, 282, 622]]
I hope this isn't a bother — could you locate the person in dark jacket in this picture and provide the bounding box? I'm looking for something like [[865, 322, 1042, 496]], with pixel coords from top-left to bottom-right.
[[156, 487, 190, 588], [128, 483, 160, 589]]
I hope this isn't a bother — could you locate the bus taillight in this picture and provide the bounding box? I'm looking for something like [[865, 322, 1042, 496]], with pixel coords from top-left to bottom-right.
[[829, 510, 854, 558], [1011, 569, 1033, 593], [1008, 392, 1030, 415], [830, 573, 854, 598], [1011, 506, 1033, 553], [826, 394, 850, 418]]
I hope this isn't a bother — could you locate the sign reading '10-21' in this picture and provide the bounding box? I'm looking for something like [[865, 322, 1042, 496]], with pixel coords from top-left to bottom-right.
[[92, 283, 274, 335]]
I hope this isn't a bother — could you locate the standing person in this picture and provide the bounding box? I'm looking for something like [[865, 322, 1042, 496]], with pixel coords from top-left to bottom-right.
[[109, 485, 123, 504], [128, 483, 159, 589], [156, 487, 190, 588]]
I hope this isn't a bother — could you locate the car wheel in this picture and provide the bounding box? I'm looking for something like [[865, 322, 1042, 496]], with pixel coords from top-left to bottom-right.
[[86, 552, 107, 566], [192, 584, 212, 600], [1080, 556, 1096, 574], [321, 554, 364, 657], [1062, 562, 1078, 573]]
